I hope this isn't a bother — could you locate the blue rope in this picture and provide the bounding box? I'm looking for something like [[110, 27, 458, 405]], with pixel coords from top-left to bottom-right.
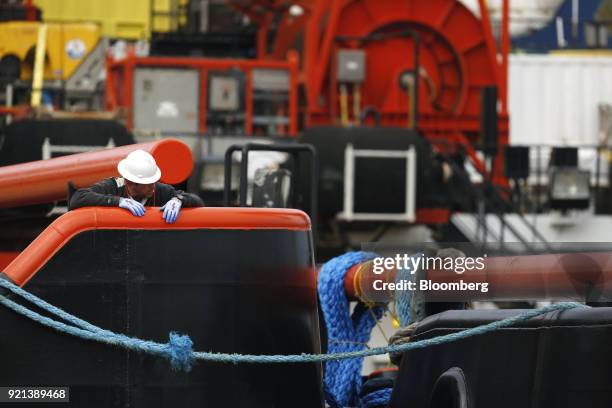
[[317, 252, 386, 407], [395, 253, 421, 327], [360, 388, 393, 408], [0, 279, 194, 371], [0, 275, 588, 370]]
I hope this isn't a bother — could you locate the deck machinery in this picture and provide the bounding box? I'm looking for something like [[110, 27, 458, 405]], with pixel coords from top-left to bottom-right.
[[228, 0, 509, 142], [227, 0, 512, 238], [104, 0, 511, 236], [2, 2, 612, 407]]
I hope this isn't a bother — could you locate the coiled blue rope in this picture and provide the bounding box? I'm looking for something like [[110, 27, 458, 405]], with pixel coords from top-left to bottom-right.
[[317, 252, 386, 407], [0, 273, 588, 371], [360, 388, 393, 408]]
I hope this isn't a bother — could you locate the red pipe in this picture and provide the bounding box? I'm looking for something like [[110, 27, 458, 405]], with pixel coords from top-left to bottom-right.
[[478, 0, 502, 90], [344, 253, 612, 303], [288, 50, 299, 137], [0, 138, 193, 209], [501, 0, 510, 114]]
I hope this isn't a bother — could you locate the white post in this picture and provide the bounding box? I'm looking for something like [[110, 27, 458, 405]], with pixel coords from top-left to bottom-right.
[[343, 143, 355, 221]]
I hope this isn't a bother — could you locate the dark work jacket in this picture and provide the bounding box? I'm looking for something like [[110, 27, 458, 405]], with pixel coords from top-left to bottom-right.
[[69, 177, 203, 210]]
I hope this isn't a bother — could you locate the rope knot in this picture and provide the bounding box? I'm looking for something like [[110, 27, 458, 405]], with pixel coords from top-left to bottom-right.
[[166, 331, 194, 372]]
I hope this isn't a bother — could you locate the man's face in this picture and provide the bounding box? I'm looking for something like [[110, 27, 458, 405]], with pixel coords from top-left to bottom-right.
[[125, 180, 155, 201]]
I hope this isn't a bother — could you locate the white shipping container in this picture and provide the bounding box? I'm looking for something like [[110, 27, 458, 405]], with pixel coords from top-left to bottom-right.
[[509, 54, 612, 147], [460, 0, 564, 37]]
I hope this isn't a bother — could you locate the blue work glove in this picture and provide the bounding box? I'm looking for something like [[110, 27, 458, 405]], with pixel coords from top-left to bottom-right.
[[160, 198, 182, 223], [118, 197, 146, 217]]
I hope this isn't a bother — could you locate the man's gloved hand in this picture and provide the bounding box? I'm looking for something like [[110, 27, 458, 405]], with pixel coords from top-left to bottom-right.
[[160, 198, 182, 223], [118, 197, 146, 217]]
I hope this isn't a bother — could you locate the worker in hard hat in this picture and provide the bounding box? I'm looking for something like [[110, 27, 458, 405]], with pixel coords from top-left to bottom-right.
[[69, 149, 203, 223]]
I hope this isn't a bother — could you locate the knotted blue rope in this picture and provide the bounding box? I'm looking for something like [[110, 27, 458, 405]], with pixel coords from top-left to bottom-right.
[[0, 279, 194, 371], [317, 252, 386, 407], [0, 275, 589, 373]]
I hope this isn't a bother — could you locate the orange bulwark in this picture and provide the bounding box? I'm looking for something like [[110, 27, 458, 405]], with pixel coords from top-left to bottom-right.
[[3, 207, 311, 286]]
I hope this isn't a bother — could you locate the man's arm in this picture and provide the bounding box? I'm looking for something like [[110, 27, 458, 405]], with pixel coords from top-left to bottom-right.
[[69, 178, 121, 210], [156, 183, 203, 207]]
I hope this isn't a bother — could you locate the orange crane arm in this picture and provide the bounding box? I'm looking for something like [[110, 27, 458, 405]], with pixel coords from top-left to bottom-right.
[[0, 139, 193, 209]]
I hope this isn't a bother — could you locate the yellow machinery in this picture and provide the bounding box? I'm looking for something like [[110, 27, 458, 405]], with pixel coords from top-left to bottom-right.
[[33, 0, 188, 40], [0, 21, 101, 82], [0, 0, 187, 109]]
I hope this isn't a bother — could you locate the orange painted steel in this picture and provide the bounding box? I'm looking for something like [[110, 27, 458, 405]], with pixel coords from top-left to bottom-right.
[[345, 252, 612, 303], [0, 252, 19, 271], [4, 207, 311, 286], [227, 0, 510, 185], [231, 0, 507, 121], [0, 138, 193, 209], [415, 208, 450, 225], [105, 54, 300, 137]]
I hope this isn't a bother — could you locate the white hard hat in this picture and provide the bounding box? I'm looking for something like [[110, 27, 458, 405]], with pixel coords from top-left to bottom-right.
[[117, 149, 161, 184]]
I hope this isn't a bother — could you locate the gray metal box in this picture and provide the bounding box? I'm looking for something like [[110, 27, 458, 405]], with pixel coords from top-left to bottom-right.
[[209, 75, 241, 111], [336, 49, 366, 83], [252, 68, 290, 91], [133, 67, 199, 133]]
